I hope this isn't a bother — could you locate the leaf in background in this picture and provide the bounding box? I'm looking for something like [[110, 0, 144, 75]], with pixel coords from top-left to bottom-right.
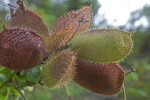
[[11, 88, 20, 96], [0, 68, 13, 79], [48, 6, 93, 53], [0, 74, 6, 84], [69, 28, 133, 63], [10, 0, 50, 43], [27, 66, 41, 83], [0, 87, 10, 100], [42, 51, 76, 88]]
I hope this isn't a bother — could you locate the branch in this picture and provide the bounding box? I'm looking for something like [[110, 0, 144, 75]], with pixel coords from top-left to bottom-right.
[[0, 71, 17, 90], [11, 79, 28, 100], [125, 67, 135, 76]]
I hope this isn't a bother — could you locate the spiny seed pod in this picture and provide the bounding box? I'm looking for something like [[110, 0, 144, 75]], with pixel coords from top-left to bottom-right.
[[74, 59, 125, 95], [0, 27, 45, 71], [47, 6, 93, 53], [69, 28, 133, 63], [42, 51, 76, 88], [10, 0, 50, 43]]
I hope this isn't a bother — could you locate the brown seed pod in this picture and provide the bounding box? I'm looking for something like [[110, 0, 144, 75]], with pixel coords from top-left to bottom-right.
[[42, 51, 76, 88], [47, 6, 93, 53], [10, 0, 50, 43], [74, 59, 125, 95], [0, 27, 45, 71]]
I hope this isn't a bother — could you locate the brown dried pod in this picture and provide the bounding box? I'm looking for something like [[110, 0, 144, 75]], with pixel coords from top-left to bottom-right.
[[0, 27, 45, 70], [47, 6, 93, 53], [74, 59, 125, 95], [10, 0, 50, 43], [42, 51, 76, 88]]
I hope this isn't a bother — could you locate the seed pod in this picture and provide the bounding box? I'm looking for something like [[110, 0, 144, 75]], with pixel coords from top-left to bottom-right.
[[0, 27, 45, 71], [48, 6, 93, 53], [10, 0, 50, 43], [42, 51, 76, 88], [69, 28, 133, 63], [74, 59, 125, 95]]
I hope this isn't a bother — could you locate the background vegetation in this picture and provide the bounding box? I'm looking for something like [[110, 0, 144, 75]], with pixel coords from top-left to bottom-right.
[[0, 0, 150, 100]]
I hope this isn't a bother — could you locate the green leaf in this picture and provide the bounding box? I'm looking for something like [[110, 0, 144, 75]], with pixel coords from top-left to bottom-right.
[[11, 88, 20, 96], [27, 66, 41, 83], [69, 28, 133, 63], [0, 74, 6, 84], [0, 68, 13, 79], [0, 87, 10, 99]]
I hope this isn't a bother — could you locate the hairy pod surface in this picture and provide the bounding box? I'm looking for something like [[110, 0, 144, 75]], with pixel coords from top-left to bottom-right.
[[47, 6, 93, 53], [42, 51, 76, 88], [10, 0, 50, 43], [69, 28, 133, 62], [74, 59, 125, 95], [0, 27, 45, 70]]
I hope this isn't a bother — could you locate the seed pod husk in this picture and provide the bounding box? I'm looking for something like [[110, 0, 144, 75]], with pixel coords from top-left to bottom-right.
[[10, 0, 50, 43], [48, 6, 93, 53], [69, 28, 133, 63], [0, 27, 45, 71], [74, 58, 125, 95], [42, 51, 76, 88]]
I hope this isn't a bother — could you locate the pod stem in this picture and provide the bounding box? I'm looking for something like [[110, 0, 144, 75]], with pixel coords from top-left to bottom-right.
[[66, 86, 73, 100], [122, 84, 126, 100], [66, 86, 71, 96]]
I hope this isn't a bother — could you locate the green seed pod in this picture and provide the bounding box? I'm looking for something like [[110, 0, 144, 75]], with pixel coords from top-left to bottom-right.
[[42, 51, 76, 88], [69, 28, 133, 63], [0, 27, 45, 71], [74, 58, 125, 95], [10, 0, 50, 43]]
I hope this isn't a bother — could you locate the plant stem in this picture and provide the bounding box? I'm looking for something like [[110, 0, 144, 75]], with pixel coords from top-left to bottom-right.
[[65, 86, 71, 96], [11, 79, 28, 100], [66, 86, 73, 100], [0, 71, 17, 90], [122, 84, 126, 100]]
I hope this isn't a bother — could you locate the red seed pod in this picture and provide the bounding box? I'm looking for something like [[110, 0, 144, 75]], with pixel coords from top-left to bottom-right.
[[48, 6, 93, 53], [10, 0, 50, 43], [0, 27, 45, 71], [74, 59, 125, 95]]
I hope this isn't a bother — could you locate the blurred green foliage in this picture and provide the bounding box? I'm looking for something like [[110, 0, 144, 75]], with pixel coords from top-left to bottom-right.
[[0, 0, 150, 100]]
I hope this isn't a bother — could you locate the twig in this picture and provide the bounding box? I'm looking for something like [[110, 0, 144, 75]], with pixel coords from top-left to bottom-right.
[[11, 79, 28, 100], [122, 84, 126, 100], [38, 80, 45, 86], [0, 71, 17, 90], [125, 67, 135, 76]]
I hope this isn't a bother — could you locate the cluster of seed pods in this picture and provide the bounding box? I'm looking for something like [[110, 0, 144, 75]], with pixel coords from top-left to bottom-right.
[[0, 0, 133, 97]]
